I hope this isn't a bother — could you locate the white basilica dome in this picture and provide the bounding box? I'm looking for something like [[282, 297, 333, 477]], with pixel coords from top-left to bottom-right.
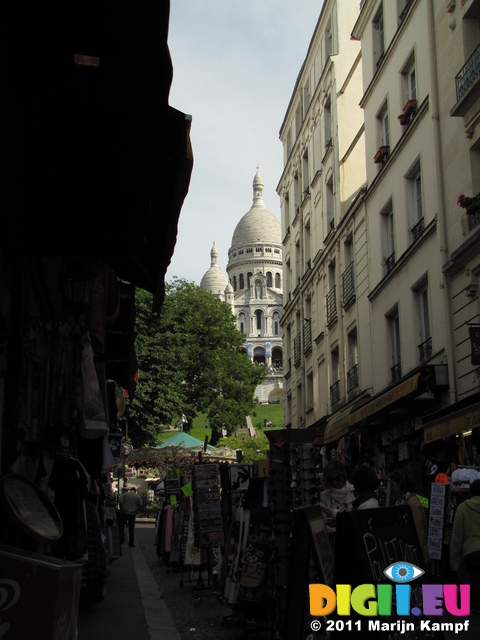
[[230, 170, 281, 248], [200, 242, 228, 295]]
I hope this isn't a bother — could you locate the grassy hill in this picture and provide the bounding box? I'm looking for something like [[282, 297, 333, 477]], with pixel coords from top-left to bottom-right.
[[156, 404, 283, 446]]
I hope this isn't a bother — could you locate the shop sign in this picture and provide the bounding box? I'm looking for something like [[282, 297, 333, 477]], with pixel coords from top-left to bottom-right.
[[348, 375, 419, 426], [424, 402, 480, 444], [469, 326, 480, 365]]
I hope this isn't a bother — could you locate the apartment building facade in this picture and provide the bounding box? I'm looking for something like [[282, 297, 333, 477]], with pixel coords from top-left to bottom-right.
[[278, 0, 366, 433], [280, 0, 480, 472]]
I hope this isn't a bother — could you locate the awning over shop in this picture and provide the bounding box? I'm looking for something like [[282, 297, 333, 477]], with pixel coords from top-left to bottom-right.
[[347, 374, 420, 427], [324, 405, 353, 444], [423, 402, 480, 444], [4, 1, 193, 306]]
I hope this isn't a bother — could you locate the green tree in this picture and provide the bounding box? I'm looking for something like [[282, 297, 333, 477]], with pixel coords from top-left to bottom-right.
[[121, 278, 266, 447]]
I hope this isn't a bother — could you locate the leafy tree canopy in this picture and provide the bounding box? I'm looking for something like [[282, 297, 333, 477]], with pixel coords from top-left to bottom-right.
[[121, 278, 266, 447]]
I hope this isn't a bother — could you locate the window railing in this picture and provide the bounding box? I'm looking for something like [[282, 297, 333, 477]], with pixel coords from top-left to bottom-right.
[[285, 358, 292, 380], [418, 336, 432, 362], [330, 380, 340, 407], [455, 43, 480, 102], [342, 262, 355, 308], [347, 364, 359, 393], [391, 362, 402, 383], [326, 286, 338, 326], [411, 217, 425, 241], [303, 318, 312, 355], [469, 209, 480, 232], [384, 251, 396, 274], [294, 334, 302, 367]]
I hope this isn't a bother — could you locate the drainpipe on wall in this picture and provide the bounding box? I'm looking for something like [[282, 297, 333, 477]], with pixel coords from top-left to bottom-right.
[[427, 0, 457, 406]]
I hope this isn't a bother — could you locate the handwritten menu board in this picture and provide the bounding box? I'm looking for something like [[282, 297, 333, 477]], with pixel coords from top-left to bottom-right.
[[332, 506, 443, 639]]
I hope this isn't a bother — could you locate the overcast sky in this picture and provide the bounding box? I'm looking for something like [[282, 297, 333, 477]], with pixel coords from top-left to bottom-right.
[[165, 1, 323, 285]]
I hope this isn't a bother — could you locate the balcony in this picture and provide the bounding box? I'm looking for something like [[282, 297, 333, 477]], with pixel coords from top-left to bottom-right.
[[384, 251, 396, 274], [398, 99, 417, 127], [458, 193, 480, 232], [342, 262, 355, 309], [330, 380, 340, 407], [418, 337, 432, 362], [285, 358, 292, 380], [294, 333, 301, 367], [374, 145, 389, 164], [326, 286, 338, 326], [303, 318, 312, 355], [391, 362, 402, 383], [411, 217, 425, 241], [455, 43, 480, 103], [347, 364, 359, 394]]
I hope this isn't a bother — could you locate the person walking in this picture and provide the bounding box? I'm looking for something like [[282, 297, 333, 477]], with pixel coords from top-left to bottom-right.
[[119, 486, 142, 548], [450, 478, 480, 609]]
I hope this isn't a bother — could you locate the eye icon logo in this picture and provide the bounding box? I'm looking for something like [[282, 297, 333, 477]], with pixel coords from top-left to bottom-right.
[[384, 562, 424, 583]]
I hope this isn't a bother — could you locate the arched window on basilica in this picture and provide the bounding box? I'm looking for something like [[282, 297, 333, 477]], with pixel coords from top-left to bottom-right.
[[233, 275, 237, 291], [255, 309, 263, 332], [239, 273, 244, 289], [238, 312, 246, 334], [247, 272, 253, 288], [266, 272, 272, 287], [275, 272, 281, 288], [254, 346, 266, 365], [273, 312, 280, 336]]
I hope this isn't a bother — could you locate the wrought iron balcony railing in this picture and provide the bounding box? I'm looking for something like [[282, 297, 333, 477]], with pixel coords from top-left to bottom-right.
[[384, 251, 396, 274], [294, 333, 301, 367], [391, 362, 402, 383], [347, 364, 359, 393], [303, 318, 312, 355], [455, 43, 480, 102], [326, 285, 338, 325], [411, 217, 425, 241], [418, 336, 432, 362], [330, 380, 340, 407], [342, 262, 355, 308]]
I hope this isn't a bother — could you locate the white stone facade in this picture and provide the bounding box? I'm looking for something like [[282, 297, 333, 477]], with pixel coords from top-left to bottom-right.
[[200, 171, 284, 403], [278, 0, 366, 430]]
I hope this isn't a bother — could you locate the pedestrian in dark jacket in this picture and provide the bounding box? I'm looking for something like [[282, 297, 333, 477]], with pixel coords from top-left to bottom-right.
[[451, 479, 480, 608], [120, 487, 142, 548]]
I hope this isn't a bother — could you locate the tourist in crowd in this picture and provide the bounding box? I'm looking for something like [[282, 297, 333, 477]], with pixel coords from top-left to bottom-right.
[[450, 478, 480, 609], [390, 467, 429, 568], [320, 460, 356, 512], [349, 464, 380, 510], [320, 461, 356, 533]]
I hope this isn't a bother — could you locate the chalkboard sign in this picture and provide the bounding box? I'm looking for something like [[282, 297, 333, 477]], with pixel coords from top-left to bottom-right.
[[333, 506, 443, 639], [334, 506, 425, 585]]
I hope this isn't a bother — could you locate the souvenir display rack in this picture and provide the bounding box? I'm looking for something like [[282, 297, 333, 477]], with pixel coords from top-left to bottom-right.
[[267, 434, 322, 639]]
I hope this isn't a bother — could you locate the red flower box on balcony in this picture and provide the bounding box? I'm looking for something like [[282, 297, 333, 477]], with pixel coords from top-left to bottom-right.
[[403, 99, 417, 116], [374, 145, 389, 163]]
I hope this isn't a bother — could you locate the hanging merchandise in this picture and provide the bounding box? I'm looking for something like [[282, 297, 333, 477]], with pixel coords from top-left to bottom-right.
[[79, 334, 109, 440]]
